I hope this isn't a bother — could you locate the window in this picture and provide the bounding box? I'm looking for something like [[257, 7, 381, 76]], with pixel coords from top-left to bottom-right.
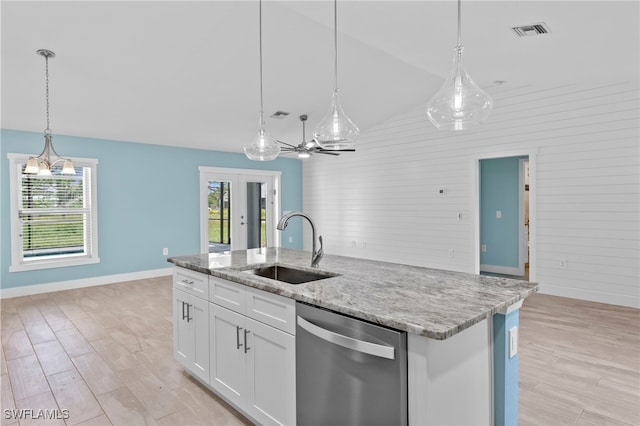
[[8, 153, 99, 272]]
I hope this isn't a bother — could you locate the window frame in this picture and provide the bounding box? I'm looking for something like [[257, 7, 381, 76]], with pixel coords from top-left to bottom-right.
[[7, 153, 100, 272]]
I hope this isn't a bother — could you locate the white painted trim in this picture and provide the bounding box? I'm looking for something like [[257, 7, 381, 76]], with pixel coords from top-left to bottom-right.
[[539, 284, 640, 309], [7, 153, 100, 272], [0, 268, 172, 299], [480, 264, 523, 276], [473, 150, 537, 283], [199, 167, 282, 253], [496, 300, 524, 315]]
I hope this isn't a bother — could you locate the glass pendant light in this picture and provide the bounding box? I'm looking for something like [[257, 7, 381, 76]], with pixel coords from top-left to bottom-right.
[[244, 0, 280, 161], [313, 0, 359, 150], [426, 0, 493, 130], [26, 49, 75, 175]]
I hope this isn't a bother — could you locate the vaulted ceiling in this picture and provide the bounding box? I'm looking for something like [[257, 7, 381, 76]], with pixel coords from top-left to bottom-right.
[[2, 1, 638, 154]]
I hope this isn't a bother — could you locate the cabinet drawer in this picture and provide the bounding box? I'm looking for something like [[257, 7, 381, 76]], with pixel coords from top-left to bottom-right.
[[245, 286, 296, 335], [210, 275, 245, 314], [174, 268, 209, 300]]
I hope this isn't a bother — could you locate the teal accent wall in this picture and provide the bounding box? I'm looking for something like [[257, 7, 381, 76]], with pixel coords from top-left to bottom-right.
[[493, 309, 520, 426], [0, 129, 303, 289], [480, 157, 525, 268]]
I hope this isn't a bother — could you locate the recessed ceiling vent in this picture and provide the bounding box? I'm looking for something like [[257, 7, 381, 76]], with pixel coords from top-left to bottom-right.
[[512, 23, 551, 37], [270, 111, 290, 119]]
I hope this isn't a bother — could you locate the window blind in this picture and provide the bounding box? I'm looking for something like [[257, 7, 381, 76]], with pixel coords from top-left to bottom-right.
[[17, 164, 93, 260]]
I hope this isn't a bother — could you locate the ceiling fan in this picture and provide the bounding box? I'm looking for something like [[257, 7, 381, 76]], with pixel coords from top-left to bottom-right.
[[277, 115, 355, 159]]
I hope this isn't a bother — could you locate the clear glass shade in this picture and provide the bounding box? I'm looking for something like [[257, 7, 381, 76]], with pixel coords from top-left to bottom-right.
[[313, 89, 359, 150], [244, 114, 281, 161], [426, 46, 493, 130]]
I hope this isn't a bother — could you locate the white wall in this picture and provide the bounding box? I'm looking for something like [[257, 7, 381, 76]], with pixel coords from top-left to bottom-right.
[[303, 82, 639, 308]]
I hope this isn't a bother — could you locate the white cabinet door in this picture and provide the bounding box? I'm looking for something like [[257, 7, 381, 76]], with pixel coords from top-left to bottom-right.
[[173, 289, 191, 365], [210, 303, 247, 407], [174, 289, 210, 384], [191, 294, 210, 383], [246, 317, 296, 426]]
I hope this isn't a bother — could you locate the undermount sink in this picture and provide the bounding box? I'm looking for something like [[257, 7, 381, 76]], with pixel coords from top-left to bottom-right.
[[242, 265, 338, 285]]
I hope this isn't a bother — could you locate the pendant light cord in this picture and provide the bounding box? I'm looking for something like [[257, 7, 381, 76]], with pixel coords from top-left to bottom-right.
[[456, 0, 462, 48], [259, 0, 264, 120], [333, 0, 338, 90]]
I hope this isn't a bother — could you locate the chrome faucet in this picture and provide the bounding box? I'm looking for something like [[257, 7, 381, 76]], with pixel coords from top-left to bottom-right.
[[277, 211, 324, 268]]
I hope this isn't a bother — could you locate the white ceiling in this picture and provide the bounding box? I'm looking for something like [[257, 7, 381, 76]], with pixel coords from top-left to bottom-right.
[[2, 1, 639, 154]]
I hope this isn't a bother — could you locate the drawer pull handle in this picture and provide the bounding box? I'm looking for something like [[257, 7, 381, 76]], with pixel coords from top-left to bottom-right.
[[181, 279, 195, 285]]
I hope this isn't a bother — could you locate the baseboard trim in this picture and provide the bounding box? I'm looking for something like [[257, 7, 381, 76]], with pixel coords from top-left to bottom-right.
[[480, 264, 523, 276], [0, 268, 173, 299], [539, 283, 640, 309]]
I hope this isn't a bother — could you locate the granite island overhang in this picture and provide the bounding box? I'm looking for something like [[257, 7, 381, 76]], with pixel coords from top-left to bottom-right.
[[169, 247, 537, 426], [168, 247, 538, 340]]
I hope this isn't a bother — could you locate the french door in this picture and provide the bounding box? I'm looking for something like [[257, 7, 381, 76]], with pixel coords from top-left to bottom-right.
[[199, 167, 281, 253]]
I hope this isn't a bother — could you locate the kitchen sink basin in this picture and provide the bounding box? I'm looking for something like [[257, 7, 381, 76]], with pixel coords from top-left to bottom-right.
[[242, 265, 338, 284]]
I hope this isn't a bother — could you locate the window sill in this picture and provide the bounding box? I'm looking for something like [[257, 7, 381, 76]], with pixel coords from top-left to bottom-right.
[[9, 256, 101, 273]]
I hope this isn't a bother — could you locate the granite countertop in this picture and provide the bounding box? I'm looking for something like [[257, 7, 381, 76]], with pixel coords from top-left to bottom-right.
[[168, 248, 538, 340]]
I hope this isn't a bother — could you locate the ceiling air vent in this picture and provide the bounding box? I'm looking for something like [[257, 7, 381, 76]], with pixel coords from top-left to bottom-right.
[[511, 23, 551, 37], [270, 111, 290, 119]]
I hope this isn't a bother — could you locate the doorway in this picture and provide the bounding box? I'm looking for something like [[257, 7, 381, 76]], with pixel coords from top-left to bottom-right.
[[199, 167, 281, 253], [476, 153, 535, 281]]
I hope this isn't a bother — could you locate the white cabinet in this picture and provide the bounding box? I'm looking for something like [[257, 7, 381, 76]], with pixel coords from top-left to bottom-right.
[[174, 267, 296, 425], [173, 270, 209, 384], [209, 276, 296, 426]]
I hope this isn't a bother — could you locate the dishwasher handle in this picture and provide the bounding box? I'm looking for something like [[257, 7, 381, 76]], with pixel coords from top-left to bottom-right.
[[297, 316, 395, 360]]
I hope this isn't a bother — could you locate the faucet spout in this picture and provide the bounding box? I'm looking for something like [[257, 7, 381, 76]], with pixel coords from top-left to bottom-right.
[[277, 211, 324, 268]]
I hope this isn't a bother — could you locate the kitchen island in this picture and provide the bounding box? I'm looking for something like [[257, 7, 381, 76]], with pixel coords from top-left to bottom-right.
[[169, 247, 538, 425]]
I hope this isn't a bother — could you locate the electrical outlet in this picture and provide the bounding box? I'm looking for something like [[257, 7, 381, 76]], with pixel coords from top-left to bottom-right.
[[449, 249, 455, 258], [481, 244, 487, 253], [163, 248, 168, 256], [496, 210, 502, 219], [559, 259, 567, 269], [509, 327, 518, 358]]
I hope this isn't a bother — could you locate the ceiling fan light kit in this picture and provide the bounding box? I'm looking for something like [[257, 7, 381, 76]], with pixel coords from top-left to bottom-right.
[[277, 115, 351, 159], [244, 0, 281, 161], [426, 0, 493, 130]]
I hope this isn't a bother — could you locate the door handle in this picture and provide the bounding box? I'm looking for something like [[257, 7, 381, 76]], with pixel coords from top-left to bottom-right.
[[236, 326, 243, 350], [297, 316, 395, 360], [244, 329, 250, 353]]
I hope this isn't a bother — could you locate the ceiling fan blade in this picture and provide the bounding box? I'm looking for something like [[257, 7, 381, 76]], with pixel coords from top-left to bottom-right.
[[316, 151, 340, 156], [276, 140, 298, 148], [317, 148, 355, 153]]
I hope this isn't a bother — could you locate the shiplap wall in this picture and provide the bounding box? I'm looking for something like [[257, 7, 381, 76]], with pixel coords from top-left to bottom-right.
[[302, 82, 640, 308]]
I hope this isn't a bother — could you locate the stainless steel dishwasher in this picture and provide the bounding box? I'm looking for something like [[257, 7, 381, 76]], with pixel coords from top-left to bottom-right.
[[296, 302, 407, 426]]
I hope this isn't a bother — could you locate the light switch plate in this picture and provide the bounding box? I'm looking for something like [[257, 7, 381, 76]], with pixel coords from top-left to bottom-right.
[[509, 326, 518, 358], [496, 210, 502, 219]]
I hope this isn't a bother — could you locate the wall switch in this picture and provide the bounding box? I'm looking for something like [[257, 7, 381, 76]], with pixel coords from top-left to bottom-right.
[[163, 248, 168, 256], [509, 327, 518, 358], [449, 249, 455, 258], [496, 210, 502, 219], [481, 244, 487, 253]]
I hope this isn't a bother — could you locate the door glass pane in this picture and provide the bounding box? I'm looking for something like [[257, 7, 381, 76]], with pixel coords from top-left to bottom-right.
[[246, 182, 267, 249], [208, 180, 231, 253]]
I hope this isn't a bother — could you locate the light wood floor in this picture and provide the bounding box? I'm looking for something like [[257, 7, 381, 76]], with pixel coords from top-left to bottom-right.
[[1, 277, 638, 425]]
